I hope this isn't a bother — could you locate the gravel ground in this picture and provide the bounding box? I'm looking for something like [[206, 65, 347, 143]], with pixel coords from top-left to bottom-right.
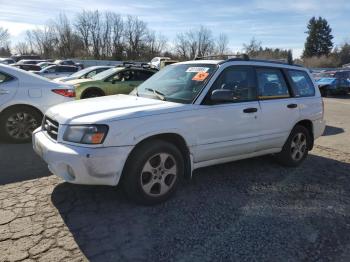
[[1, 145, 350, 262], [1, 97, 350, 261]]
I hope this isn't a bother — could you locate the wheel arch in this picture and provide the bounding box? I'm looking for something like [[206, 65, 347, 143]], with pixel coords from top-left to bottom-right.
[[0, 104, 43, 118], [294, 119, 314, 150], [80, 87, 105, 99], [122, 132, 192, 180]]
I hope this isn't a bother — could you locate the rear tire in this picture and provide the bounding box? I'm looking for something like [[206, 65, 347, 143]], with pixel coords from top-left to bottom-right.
[[275, 125, 311, 167], [0, 106, 42, 143], [122, 140, 184, 205], [81, 89, 104, 99]]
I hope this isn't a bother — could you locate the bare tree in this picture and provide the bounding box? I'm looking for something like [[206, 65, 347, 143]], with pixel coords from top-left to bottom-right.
[[26, 25, 57, 58], [110, 13, 124, 59], [146, 31, 167, 58], [0, 27, 10, 47], [14, 42, 30, 54], [124, 15, 148, 59], [216, 33, 229, 55], [174, 26, 214, 59], [52, 13, 79, 57], [75, 10, 92, 56], [174, 32, 190, 59]]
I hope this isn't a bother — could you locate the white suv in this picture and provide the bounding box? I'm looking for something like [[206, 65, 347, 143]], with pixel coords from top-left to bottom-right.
[[33, 58, 325, 204]]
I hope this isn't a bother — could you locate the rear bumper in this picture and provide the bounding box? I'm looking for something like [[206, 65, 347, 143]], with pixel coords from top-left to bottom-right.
[[32, 129, 133, 186]]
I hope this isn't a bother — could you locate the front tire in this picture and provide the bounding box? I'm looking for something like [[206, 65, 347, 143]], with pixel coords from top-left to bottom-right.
[[122, 140, 184, 205], [0, 106, 42, 143], [276, 125, 311, 167]]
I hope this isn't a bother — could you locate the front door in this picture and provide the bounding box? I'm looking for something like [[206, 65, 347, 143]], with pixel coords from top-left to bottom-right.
[[193, 66, 261, 163]]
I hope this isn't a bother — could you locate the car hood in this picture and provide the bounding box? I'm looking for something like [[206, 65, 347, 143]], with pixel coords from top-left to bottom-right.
[[46, 94, 189, 124]]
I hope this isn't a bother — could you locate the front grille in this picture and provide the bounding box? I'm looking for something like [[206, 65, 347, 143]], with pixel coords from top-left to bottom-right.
[[43, 116, 59, 140]]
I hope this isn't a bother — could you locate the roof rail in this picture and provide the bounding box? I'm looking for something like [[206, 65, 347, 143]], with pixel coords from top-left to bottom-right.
[[115, 61, 157, 70], [194, 54, 249, 61]]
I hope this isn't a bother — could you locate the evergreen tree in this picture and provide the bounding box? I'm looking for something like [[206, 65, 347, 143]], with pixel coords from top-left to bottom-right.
[[303, 17, 334, 58]]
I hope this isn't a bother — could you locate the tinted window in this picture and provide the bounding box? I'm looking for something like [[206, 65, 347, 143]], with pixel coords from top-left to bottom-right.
[[0, 72, 14, 83], [45, 67, 57, 73], [135, 70, 154, 81], [256, 68, 290, 99], [288, 70, 315, 97], [210, 66, 257, 102], [58, 66, 77, 72]]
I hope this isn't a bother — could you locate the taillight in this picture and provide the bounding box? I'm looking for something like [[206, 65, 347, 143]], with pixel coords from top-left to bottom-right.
[[52, 89, 75, 97]]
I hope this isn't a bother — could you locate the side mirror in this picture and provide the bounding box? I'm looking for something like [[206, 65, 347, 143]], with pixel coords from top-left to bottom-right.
[[211, 89, 236, 102]]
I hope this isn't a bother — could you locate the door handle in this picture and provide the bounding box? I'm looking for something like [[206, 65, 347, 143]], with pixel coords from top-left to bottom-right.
[[0, 89, 9, 95], [287, 104, 298, 109], [243, 107, 258, 113]]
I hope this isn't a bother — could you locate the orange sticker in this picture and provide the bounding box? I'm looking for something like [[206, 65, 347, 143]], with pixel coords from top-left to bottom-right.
[[192, 72, 209, 81]]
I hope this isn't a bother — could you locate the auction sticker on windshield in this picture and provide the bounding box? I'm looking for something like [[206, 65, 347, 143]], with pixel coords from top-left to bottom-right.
[[186, 67, 209, 73], [192, 72, 209, 81]]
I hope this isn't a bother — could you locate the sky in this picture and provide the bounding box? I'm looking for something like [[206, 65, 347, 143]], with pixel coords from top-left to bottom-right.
[[0, 0, 349, 58]]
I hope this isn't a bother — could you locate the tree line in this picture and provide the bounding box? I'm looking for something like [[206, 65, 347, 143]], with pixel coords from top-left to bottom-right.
[[0, 11, 231, 61], [0, 11, 349, 67]]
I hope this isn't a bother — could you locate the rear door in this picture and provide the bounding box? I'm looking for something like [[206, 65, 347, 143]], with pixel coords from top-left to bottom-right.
[[255, 67, 300, 151], [0, 71, 18, 108], [286, 69, 323, 127]]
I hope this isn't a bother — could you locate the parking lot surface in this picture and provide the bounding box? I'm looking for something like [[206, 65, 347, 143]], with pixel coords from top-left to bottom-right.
[[1, 97, 350, 261]]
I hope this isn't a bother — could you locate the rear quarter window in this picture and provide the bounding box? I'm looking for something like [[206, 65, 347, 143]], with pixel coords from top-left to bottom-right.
[[287, 70, 315, 97]]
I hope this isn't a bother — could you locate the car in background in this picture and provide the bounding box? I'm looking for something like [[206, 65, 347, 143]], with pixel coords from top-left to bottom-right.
[[150, 57, 171, 69], [0, 58, 15, 65], [12, 63, 42, 71], [159, 59, 178, 70], [37, 61, 56, 69], [0, 64, 75, 143], [54, 59, 84, 70], [54, 66, 113, 82], [11, 55, 41, 63], [67, 63, 156, 99], [31, 65, 79, 80], [316, 77, 350, 96]]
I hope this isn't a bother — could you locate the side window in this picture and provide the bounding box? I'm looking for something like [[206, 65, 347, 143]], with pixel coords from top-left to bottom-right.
[[85, 70, 98, 78], [287, 70, 315, 97], [209, 66, 257, 103], [45, 67, 56, 73], [0, 72, 14, 84], [135, 71, 154, 81], [121, 70, 134, 81], [256, 68, 290, 99]]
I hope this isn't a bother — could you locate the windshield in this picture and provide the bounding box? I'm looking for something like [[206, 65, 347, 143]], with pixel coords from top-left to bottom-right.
[[316, 78, 336, 84], [92, 67, 120, 80], [137, 63, 217, 104], [69, 67, 95, 78]]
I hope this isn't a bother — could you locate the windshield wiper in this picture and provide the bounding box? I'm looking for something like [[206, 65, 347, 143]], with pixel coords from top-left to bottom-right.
[[145, 88, 166, 101]]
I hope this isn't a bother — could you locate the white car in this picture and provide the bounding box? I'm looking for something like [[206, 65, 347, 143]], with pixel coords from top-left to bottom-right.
[[33, 58, 325, 204], [32, 65, 78, 80], [150, 57, 171, 69], [0, 58, 15, 65], [54, 66, 113, 82], [0, 64, 75, 143]]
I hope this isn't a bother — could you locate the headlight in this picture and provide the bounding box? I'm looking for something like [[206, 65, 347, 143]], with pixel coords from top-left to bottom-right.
[[63, 125, 108, 144]]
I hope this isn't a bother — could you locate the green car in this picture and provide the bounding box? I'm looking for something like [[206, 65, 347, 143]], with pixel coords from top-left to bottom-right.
[[67, 66, 157, 99]]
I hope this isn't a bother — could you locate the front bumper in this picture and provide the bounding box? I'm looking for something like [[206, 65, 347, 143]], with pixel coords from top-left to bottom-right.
[[32, 129, 133, 186]]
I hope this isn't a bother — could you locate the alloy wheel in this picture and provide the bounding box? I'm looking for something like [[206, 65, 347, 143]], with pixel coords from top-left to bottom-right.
[[290, 133, 307, 161], [140, 153, 177, 197], [5, 112, 39, 140]]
